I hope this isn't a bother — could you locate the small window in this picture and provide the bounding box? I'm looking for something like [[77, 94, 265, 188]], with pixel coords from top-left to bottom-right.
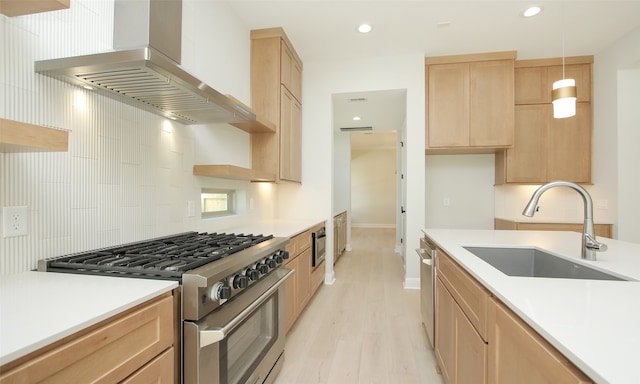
[[201, 189, 235, 218]]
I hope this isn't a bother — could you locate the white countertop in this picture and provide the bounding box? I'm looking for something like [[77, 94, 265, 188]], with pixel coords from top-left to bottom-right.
[[219, 219, 326, 238], [423, 229, 640, 384], [0, 271, 177, 366]]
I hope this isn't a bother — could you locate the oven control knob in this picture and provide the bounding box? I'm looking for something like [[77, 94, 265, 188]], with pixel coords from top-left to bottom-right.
[[210, 282, 231, 302], [257, 263, 269, 274], [274, 253, 284, 264], [233, 275, 249, 289], [281, 250, 290, 260], [246, 268, 259, 281], [266, 258, 277, 268]]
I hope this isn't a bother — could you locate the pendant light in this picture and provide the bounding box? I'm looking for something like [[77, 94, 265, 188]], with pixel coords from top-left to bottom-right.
[[552, 3, 576, 119]]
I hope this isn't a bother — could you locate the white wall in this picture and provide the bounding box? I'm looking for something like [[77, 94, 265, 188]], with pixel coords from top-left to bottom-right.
[[426, 154, 495, 229], [596, 26, 640, 241], [0, 1, 277, 275], [617, 67, 640, 243], [351, 148, 396, 227], [287, 54, 425, 287], [332, 130, 351, 216]]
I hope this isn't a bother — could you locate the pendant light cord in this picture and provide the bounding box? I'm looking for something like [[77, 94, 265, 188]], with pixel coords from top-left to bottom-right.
[[561, 1, 566, 79]]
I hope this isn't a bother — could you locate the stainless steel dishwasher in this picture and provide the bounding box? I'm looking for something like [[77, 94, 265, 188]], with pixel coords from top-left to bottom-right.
[[416, 236, 436, 348]]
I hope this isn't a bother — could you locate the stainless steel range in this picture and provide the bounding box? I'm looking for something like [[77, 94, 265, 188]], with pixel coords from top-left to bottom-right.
[[38, 231, 292, 384]]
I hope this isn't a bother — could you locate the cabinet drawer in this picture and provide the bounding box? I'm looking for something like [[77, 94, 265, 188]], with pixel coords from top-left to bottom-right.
[[436, 249, 489, 341], [122, 347, 174, 384], [0, 294, 174, 384], [297, 229, 312, 252]]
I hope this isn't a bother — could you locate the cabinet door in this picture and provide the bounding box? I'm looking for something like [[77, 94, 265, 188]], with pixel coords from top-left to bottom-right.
[[280, 41, 303, 102], [455, 304, 488, 384], [284, 257, 298, 333], [515, 66, 548, 104], [488, 298, 592, 384], [279, 86, 302, 182], [427, 63, 470, 147], [504, 104, 548, 183], [436, 277, 487, 384], [547, 103, 592, 183], [469, 59, 514, 147], [435, 277, 455, 384], [548, 63, 591, 103], [296, 247, 312, 311]]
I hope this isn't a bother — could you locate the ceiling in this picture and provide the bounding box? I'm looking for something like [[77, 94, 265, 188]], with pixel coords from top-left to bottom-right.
[[226, 0, 640, 147]]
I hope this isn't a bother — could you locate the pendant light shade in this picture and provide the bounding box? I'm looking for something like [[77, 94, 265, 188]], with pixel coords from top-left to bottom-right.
[[552, 78, 577, 118]]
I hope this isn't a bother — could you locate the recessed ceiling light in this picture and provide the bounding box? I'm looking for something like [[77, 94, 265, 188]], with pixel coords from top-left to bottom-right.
[[523, 6, 542, 17], [357, 24, 372, 33], [352, 116, 361, 121], [82, 85, 94, 90]]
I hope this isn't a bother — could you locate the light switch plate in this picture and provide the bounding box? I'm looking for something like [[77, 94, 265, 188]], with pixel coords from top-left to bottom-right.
[[3, 206, 28, 237]]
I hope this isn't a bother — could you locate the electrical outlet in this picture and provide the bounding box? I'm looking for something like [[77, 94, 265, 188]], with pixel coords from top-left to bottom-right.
[[187, 200, 196, 217], [3, 206, 28, 237], [443, 198, 451, 206]]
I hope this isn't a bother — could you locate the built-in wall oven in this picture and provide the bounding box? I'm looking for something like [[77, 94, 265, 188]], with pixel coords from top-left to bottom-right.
[[39, 232, 292, 384], [312, 227, 326, 267], [416, 235, 436, 348]]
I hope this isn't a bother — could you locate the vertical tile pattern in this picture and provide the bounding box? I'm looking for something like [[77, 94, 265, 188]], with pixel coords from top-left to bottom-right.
[[0, 2, 201, 275]]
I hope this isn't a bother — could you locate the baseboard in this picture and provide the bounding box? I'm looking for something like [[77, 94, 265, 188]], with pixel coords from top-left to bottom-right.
[[351, 223, 396, 229], [403, 277, 420, 290]]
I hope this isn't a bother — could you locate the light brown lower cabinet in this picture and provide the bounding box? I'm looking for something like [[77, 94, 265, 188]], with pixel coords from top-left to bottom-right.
[[433, 243, 593, 384], [488, 297, 592, 384], [0, 292, 175, 384], [435, 277, 487, 384], [284, 228, 316, 333]]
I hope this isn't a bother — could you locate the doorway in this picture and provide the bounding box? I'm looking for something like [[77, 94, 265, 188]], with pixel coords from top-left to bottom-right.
[[331, 89, 407, 263]]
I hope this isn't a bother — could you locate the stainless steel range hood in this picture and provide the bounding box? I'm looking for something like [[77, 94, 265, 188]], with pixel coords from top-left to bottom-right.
[[34, 0, 256, 125]]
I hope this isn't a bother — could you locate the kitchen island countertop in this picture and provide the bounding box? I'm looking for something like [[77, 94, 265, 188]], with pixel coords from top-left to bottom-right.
[[423, 229, 640, 384], [0, 271, 177, 366]]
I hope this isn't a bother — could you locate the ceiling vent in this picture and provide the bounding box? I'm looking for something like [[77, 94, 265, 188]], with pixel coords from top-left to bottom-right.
[[339, 126, 373, 132]]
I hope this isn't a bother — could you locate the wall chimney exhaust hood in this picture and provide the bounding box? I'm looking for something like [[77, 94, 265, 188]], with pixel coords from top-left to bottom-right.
[[34, 0, 256, 126]]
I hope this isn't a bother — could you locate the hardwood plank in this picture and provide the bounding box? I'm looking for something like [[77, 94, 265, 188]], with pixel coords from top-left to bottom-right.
[[275, 228, 443, 384]]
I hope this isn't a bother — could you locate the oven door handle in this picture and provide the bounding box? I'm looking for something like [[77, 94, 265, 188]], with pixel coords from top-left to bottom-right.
[[199, 268, 294, 347]]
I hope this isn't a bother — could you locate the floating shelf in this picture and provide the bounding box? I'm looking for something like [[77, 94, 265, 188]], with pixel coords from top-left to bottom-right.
[[225, 95, 276, 134], [0, 118, 69, 153], [193, 164, 275, 182], [0, 0, 70, 16]]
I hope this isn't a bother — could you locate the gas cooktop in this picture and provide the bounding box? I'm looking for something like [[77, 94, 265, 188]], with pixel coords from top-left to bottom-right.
[[38, 232, 274, 280]]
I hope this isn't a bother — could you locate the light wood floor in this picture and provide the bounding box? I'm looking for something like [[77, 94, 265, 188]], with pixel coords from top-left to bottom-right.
[[275, 227, 444, 384]]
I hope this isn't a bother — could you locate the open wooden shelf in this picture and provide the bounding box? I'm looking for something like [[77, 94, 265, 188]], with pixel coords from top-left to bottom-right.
[[225, 95, 276, 134], [193, 164, 275, 182], [0, 118, 69, 152], [0, 0, 69, 17]]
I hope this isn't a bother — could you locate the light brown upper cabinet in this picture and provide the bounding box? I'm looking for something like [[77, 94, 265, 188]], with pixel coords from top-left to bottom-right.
[[514, 57, 592, 105], [425, 51, 516, 153], [496, 56, 593, 184], [250, 27, 303, 183]]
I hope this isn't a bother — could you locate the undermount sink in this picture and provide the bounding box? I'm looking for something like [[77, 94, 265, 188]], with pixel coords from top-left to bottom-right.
[[463, 246, 627, 281]]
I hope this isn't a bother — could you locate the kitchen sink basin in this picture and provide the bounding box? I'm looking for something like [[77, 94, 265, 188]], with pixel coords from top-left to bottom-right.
[[463, 246, 627, 281]]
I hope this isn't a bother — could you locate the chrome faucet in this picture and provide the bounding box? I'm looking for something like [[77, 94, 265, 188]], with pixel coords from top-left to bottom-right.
[[522, 181, 607, 261]]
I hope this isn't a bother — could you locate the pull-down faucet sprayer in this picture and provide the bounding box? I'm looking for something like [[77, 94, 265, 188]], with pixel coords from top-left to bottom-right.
[[522, 181, 607, 261]]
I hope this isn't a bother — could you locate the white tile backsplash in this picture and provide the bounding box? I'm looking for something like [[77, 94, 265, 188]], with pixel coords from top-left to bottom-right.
[[0, 1, 272, 275]]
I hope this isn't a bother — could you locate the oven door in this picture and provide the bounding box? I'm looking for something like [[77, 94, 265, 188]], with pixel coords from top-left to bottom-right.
[[184, 267, 294, 384], [312, 228, 326, 267]]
